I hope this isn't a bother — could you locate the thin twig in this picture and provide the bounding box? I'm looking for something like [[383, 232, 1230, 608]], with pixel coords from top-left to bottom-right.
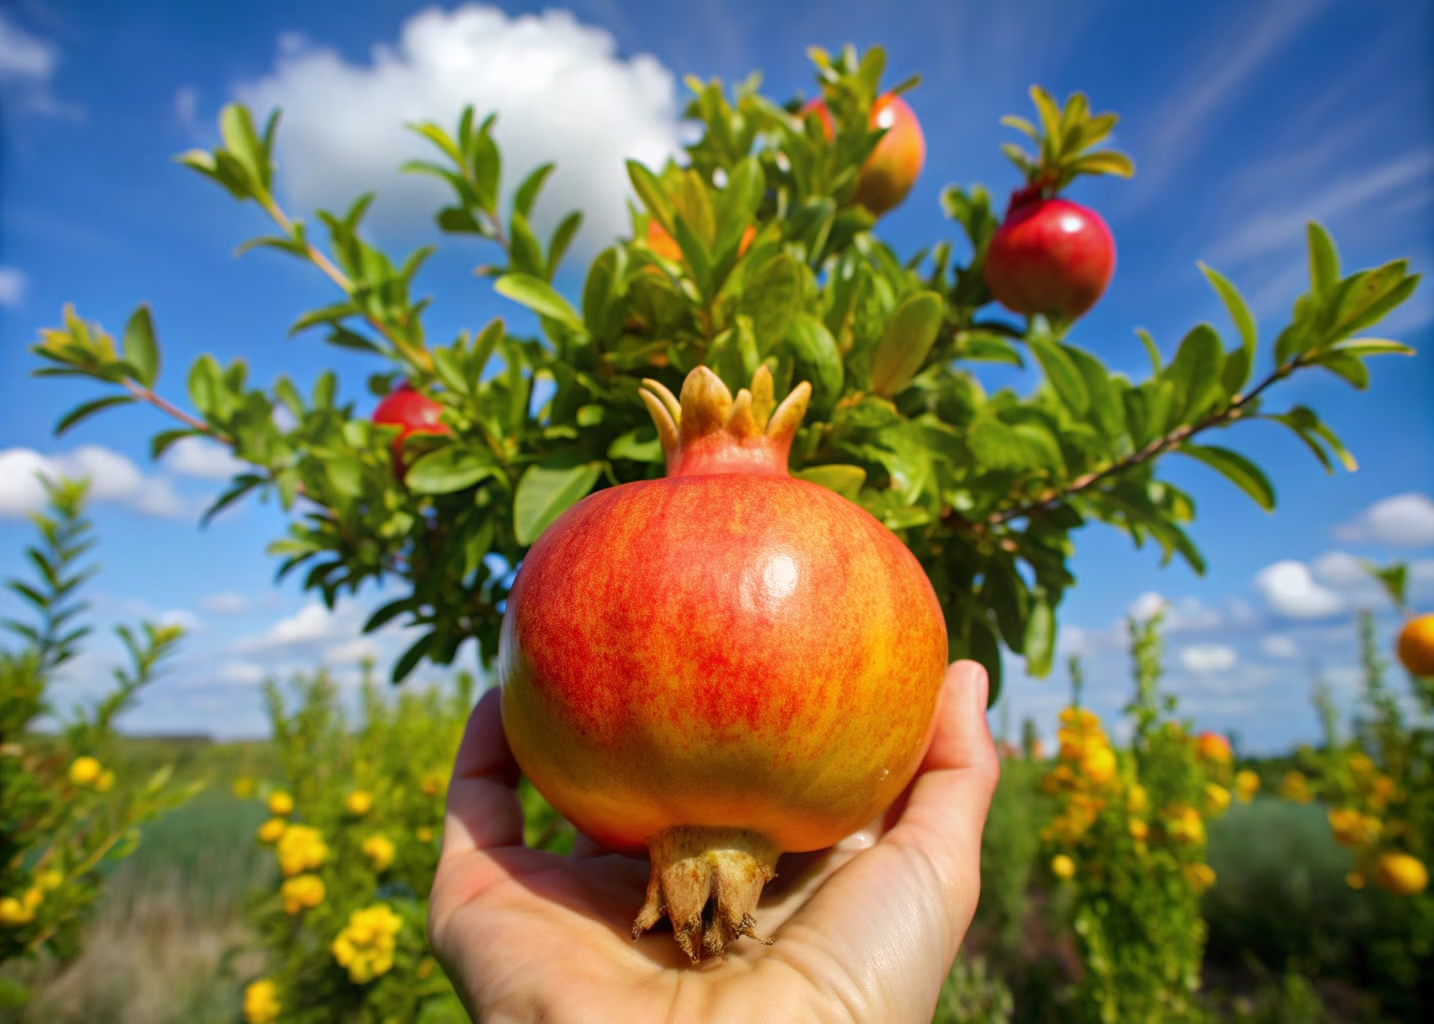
[[122, 380, 229, 442]]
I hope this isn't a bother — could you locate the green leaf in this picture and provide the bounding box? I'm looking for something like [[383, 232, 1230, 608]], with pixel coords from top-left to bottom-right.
[[219, 104, 267, 191], [607, 427, 662, 463], [405, 448, 494, 495], [794, 464, 866, 500], [514, 461, 603, 545], [201, 474, 262, 526], [494, 274, 584, 333], [1328, 338, 1415, 358], [953, 615, 1003, 709], [1136, 328, 1162, 374], [513, 162, 555, 218], [871, 291, 943, 397], [1307, 222, 1340, 299], [1071, 151, 1135, 178], [1164, 323, 1225, 420], [187, 355, 221, 418], [956, 331, 1023, 367], [783, 315, 844, 413], [55, 395, 136, 436], [121, 305, 160, 387], [626, 160, 674, 232], [1312, 351, 1370, 389], [392, 631, 434, 683], [1175, 444, 1276, 510], [547, 211, 583, 278], [1199, 262, 1256, 393], [1028, 334, 1089, 415], [1024, 596, 1055, 678], [741, 253, 802, 351]]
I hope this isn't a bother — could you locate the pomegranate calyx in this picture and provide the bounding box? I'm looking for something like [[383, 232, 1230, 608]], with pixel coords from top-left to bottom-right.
[[640, 366, 812, 479], [633, 826, 778, 962]]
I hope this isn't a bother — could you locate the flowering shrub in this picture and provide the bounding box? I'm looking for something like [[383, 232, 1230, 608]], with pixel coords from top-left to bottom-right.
[[1041, 612, 1234, 1022], [237, 668, 476, 1022], [0, 482, 196, 1011]]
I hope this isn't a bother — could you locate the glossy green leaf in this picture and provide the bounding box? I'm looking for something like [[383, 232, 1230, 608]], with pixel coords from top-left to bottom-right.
[[55, 395, 136, 436], [871, 291, 943, 397], [1028, 334, 1088, 415], [795, 464, 866, 500], [513, 162, 555, 218], [1024, 596, 1055, 677], [1175, 444, 1276, 510], [405, 448, 495, 495], [1165, 324, 1225, 420], [494, 274, 584, 333], [514, 461, 603, 545], [1199, 262, 1256, 392], [121, 305, 160, 388], [626, 160, 673, 232], [783, 315, 843, 413], [1307, 222, 1340, 299]]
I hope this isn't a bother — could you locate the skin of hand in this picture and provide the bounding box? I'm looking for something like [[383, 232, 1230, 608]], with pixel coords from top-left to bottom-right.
[[429, 659, 999, 1024]]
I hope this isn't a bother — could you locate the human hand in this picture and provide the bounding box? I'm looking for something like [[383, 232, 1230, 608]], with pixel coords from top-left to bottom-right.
[[429, 659, 998, 1024]]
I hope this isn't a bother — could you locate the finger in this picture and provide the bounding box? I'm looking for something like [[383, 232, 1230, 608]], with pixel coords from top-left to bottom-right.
[[776, 661, 998, 990], [441, 686, 526, 858]]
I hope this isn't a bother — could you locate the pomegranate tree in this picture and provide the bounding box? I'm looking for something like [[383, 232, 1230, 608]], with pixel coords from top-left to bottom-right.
[[32, 42, 1419, 846], [500, 366, 947, 957]]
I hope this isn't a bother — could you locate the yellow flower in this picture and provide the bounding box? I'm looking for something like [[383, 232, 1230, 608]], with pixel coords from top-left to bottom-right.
[[1347, 870, 1365, 890], [362, 835, 396, 872], [1347, 753, 1374, 779], [95, 769, 115, 793], [267, 791, 294, 817], [1184, 862, 1216, 892], [22, 888, 43, 910], [1373, 852, 1428, 896], [1129, 819, 1149, 841], [280, 874, 326, 915], [1126, 784, 1149, 814], [243, 979, 282, 1024], [420, 770, 447, 797], [1328, 807, 1381, 849], [1050, 853, 1076, 880], [332, 904, 403, 984], [233, 776, 256, 800], [1279, 771, 1312, 804], [36, 869, 63, 891], [1204, 783, 1231, 816], [345, 790, 374, 817], [275, 825, 328, 877], [1080, 745, 1117, 785], [1165, 804, 1206, 845], [417, 826, 434, 843], [1234, 770, 1260, 803], [0, 897, 34, 927], [256, 818, 287, 845], [1369, 774, 1397, 810], [69, 756, 101, 786]]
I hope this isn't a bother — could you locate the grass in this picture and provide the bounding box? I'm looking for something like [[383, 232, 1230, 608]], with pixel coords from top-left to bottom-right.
[[18, 788, 271, 1024]]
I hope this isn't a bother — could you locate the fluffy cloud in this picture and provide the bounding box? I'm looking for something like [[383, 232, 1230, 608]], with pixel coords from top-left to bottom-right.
[[0, 266, 24, 307], [1260, 634, 1301, 660], [201, 591, 251, 615], [1178, 644, 1238, 674], [233, 600, 420, 675], [0, 447, 187, 519], [236, 6, 683, 246], [1335, 493, 1434, 548], [1126, 591, 1224, 632], [1254, 560, 1343, 618], [164, 437, 247, 480], [0, 13, 76, 118]]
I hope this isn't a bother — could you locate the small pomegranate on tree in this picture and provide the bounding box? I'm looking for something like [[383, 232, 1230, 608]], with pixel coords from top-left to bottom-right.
[[500, 366, 947, 958], [803, 91, 926, 215], [983, 87, 1132, 323], [372, 382, 450, 476]]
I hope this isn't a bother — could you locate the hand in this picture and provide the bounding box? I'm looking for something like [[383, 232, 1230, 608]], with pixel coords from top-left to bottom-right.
[[430, 660, 999, 1024]]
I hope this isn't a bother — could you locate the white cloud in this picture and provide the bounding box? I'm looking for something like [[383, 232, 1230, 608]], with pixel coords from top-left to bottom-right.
[[1125, 591, 1222, 632], [175, 85, 199, 131], [0, 14, 54, 80], [1311, 550, 1374, 589], [1179, 644, 1238, 674], [157, 609, 201, 632], [201, 591, 251, 615], [1254, 560, 1344, 619], [217, 660, 268, 686], [164, 436, 247, 480], [0, 266, 25, 307], [0, 13, 77, 118], [1260, 634, 1301, 660], [0, 447, 187, 519], [1335, 493, 1434, 548], [239, 602, 351, 652], [325, 637, 382, 664], [236, 5, 683, 246], [1128, 591, 1166, 622]]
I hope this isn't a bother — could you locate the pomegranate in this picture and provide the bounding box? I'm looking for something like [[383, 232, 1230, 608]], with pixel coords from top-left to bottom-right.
[[1397, 613, 1434, 677], [984, 190, 1116, 320], [803, 93, 926, 216], [498, 366, 948, 960], [372, 382, 449, 476], [647, 220, 756, 261]]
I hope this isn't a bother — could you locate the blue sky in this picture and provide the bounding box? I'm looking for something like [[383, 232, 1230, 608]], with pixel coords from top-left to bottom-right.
[[1, 0, 1431, 749]]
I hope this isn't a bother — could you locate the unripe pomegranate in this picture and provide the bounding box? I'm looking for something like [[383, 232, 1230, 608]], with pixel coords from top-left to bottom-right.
[[498, 366, 948, 960], [1397, 613, 1434, 677], [647, 220, 756, 261], [372, 383, 449, 476], [984, 190, 1115, 320], [803, 93, 926, 216]]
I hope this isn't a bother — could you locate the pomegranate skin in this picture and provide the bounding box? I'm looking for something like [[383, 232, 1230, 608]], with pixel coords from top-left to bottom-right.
[[499, 472, 948, 855], [984, 196, 1115, 319], [372, 384, 449, 475], [802, 93, 926, 216]]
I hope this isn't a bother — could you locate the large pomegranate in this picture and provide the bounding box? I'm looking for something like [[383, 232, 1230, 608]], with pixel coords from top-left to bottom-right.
[[498, 366, 948, 960]]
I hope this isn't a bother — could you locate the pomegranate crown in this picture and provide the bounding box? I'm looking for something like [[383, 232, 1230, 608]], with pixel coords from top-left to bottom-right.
[[640, 366, 811, 479]]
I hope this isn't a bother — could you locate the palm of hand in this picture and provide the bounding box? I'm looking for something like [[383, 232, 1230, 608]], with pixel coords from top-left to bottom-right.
[[430, 661, 996, 1024]]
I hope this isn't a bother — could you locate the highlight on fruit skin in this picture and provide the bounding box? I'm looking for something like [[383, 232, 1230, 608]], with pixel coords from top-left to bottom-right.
[[1397, 613, 1434, 677], [497, 365, 949, 961]]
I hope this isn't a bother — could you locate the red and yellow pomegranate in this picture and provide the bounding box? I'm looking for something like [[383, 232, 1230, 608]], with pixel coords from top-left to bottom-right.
[[803, 93, 926, 216], [498, 366, 948, 960]]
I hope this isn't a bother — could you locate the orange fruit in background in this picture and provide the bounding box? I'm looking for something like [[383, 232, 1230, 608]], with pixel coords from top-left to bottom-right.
[[801, 92, 926, 216], [1397, 613, 1434, 677], [645, 221, 756, 261]]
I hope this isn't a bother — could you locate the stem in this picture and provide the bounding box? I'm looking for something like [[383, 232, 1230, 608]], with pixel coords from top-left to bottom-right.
[[975, 359, 1300, 529], [122, 381, 228, 441]]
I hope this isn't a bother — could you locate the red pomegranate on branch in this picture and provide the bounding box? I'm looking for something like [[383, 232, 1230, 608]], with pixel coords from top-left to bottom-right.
[[498, 365, 948, 960]]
